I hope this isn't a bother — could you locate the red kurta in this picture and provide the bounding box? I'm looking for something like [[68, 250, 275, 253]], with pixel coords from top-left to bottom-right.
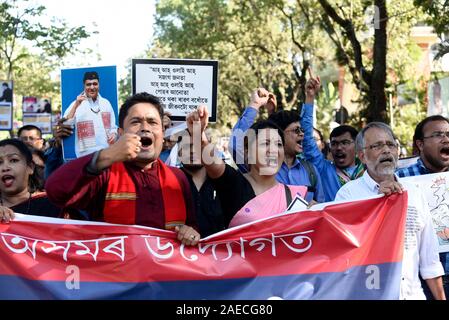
[[45, 153, 197, 230]]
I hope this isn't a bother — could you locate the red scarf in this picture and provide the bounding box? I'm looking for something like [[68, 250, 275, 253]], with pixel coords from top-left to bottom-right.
[[103, 159, 186, 229]]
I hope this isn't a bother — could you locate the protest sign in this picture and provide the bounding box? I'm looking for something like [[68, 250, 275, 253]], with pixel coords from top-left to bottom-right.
[[132, 59, 218, 122], [0, 194, 406, 300]]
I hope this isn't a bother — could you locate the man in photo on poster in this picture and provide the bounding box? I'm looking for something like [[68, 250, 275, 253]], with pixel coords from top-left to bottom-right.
[[0, 82, 13, 103], [62, 71, 118, 158]]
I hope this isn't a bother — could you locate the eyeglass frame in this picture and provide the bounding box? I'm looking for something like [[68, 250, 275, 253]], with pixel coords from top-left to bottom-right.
[[285, 127, 304, 135], [363, 141, 398, 151], [19, 136, 42, 142], [421, 131, 449, 141], [330, 139, 354, 148]]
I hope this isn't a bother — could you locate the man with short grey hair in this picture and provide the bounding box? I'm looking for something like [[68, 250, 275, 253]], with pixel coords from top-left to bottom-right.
[[336, 122, 445, 300]]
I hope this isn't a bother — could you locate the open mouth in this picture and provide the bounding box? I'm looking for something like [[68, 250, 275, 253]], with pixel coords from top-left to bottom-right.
[[440, 147, 449, 158], [140, 137, 153, 149], [265, 156, 278, 166], [379, 157, 394, 164], [1, 175, 15, 187], [334, 153, 346, 160]]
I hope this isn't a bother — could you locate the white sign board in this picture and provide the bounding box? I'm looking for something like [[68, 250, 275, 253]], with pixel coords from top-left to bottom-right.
[[22, 113, 52, 134], [132, 59, 218, 122], [0, 102, 12, 130], [400, 172, 449, 253]]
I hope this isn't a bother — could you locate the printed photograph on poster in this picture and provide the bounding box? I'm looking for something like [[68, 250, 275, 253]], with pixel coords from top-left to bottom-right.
[[0, 80, 13, 130], [132, 59, 218, 122], [22, 114, 52, 134], [61, 66, 119, 161], [22, 96, 52, 113], [0, 81, 13, 103], [400, 172, 449, 253]]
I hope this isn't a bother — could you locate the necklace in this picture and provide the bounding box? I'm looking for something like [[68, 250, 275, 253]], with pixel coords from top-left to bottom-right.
[[90, 107, 100, 114], [0, 192, 32, 215], [88, 99, 100, 114]]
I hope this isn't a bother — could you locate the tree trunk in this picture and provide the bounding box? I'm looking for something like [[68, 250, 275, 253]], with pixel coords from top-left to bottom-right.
[[367, 0, 388, 123]]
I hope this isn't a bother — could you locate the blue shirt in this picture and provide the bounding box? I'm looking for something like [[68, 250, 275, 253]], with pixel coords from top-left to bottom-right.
[[396, 158, 430, 177], [159, 149, 171, 163], [395, 158, 449, 275], [44, 145, 65, 179], [229, 106, 324, 203], [299, 103, 360, 202], [276, 157, 324, 203]]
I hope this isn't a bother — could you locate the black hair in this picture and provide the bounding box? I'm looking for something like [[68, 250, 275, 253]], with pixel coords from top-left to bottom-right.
[[413, 115, 449, 142], [28, 147, 45, 191], [18, 125, 42, 138], [0, 139, 40, 193], [268, 110, 300, 131], [118, 92, 164, 128], [248, 120, 285, 145], [83, 71, 99, 83], [330, 125, 358, 140]]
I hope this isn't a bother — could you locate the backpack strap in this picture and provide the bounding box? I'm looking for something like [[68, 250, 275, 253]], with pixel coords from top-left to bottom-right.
[[283, 184, 293, 208], [299, 158, 318, 197]]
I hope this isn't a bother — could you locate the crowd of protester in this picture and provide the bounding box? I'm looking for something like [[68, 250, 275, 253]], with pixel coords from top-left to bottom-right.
[[1, 73, 448, 300]]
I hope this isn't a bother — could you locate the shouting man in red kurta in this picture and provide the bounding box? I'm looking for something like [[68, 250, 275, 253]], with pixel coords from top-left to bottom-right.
[[46, 92, 200, 246]]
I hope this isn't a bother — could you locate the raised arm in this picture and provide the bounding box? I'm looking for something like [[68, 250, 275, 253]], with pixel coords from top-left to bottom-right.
[[300, 74, 326, 171], [65, 92, 87, 120], [229, 88, 274, 171], [186, 105, 225, 179], [45, 133, 142, 208], [95, 133, 142, 171]]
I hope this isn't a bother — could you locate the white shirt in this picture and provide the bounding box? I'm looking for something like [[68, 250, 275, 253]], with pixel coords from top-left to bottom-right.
[[335, 171, 444, 300], [64, 94, 117, 158]]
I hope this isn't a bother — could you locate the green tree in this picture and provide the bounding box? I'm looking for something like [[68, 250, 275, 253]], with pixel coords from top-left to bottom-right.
[[153, 0, 332, 129], [415, 0, 449, 60], [152, 0, 427, 132], [316, 81, 338, 138], [0, 0, 90, 80]]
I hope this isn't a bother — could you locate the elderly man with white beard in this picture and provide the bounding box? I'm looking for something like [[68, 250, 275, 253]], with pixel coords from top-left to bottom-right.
[[335, 122, 445, 300]]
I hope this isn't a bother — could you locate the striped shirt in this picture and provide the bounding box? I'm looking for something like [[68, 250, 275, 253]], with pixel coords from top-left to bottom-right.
[[396, 158, 431, 177]]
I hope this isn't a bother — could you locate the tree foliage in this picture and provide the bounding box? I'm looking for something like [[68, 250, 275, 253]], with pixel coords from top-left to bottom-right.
[[415, 0, 449, 60], [0, 0, 90, 80], [153, 0, 335, 130]]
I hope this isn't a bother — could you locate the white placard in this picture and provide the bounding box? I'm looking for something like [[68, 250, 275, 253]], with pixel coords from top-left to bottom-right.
[[132, 59, 218, 122], [22, 113, 52, 134], [400, 172, 449, 253], [0, 102, 12, 130]]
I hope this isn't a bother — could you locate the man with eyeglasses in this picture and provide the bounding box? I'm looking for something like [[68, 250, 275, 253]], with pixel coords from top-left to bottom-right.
[[63, 71, 118, 158], [300, 75, 364, 202], [18, 125, 44, 151], [335, 122, 445, 300], [229, 86, 324, 204], [396, 115, 449, 299]]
